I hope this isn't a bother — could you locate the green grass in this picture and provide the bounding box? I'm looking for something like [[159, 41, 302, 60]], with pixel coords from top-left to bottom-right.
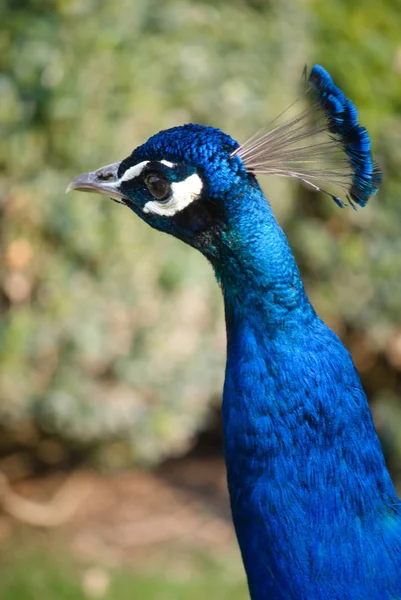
[[0, 547, 248, 600]]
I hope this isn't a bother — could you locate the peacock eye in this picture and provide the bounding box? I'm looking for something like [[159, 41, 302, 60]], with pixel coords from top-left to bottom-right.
[[144, 173, 171, 201]]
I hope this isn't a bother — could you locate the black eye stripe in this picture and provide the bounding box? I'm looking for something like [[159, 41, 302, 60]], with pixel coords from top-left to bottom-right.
[[140, 161, 179, 180]]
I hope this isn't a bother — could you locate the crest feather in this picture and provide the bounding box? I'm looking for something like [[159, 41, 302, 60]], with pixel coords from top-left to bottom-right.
[[232, 65, 382, 209]]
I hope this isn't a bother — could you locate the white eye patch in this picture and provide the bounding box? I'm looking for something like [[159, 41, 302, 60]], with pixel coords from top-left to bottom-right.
[[143, 173, 203, 217]]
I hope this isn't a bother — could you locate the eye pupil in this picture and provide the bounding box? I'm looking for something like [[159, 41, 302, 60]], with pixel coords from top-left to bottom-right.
[[145, 174, 170, 201]]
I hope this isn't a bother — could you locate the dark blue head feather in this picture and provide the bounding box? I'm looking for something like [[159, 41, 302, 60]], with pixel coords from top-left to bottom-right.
[[119, 124, 247, 198]]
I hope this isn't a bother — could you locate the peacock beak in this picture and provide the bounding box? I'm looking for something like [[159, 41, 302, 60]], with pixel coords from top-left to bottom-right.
[[66, 161, 127, 204]]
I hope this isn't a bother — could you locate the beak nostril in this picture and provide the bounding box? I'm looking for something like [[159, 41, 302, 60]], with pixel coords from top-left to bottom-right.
[[97, 171, 115, 182]]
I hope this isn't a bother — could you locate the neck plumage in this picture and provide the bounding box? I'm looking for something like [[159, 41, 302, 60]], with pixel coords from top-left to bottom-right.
[[214, 186, 399, 599], [215, 185, 314, 330]]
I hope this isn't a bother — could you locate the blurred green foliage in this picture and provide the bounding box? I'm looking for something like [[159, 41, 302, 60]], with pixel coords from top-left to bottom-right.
[[0, 546, 248, 600], [1, 0, 401, 467]]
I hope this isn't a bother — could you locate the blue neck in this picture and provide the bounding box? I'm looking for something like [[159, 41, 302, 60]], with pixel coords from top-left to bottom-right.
[[217, 186, 400, 599], [214, 185, 314, 329]]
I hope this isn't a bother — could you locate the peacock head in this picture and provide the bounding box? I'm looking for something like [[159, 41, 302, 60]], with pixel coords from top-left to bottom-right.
[[67, 66, 382, 263], [67, 124, 255, 259]]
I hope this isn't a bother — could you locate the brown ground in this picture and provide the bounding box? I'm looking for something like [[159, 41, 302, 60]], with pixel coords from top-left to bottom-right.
[[0, 455, 237, 568]]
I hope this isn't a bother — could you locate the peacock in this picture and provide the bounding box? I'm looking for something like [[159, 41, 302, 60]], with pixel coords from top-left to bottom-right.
[[67, 65, 401, 599]]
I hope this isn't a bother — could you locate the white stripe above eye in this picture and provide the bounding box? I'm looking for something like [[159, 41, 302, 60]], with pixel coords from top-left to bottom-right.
[[160, 160, 176, 168], [143, 173, 203, 217], [120, 159, 176, 183], [121, 161, 149, 182]]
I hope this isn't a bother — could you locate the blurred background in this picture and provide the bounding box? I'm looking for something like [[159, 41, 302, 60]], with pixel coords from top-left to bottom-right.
[[1, 0, 401, 597]]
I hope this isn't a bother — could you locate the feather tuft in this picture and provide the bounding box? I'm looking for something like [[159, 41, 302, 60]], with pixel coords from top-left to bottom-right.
[[232, 65, 382, 208]]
